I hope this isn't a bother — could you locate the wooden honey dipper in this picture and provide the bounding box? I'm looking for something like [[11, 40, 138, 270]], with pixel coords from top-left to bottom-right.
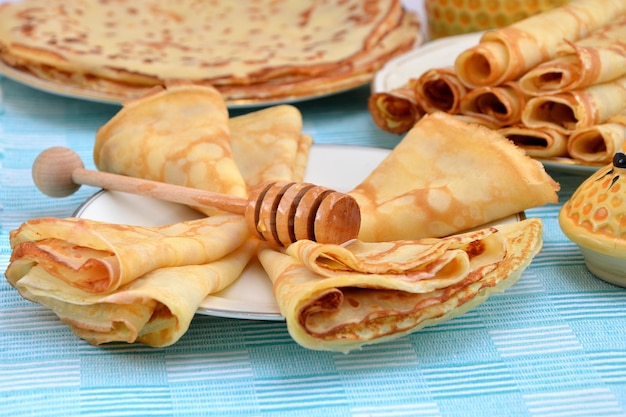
[[32, 147, 361, 248]]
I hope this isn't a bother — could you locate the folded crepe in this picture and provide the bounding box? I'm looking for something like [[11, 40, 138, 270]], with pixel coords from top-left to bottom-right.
[[413, 67, 467, 114], [349, 112, 559, 241], [5, 214, 259, 346], [498, 125, 569, 159], [368, 80, 424, 134], [567, 113, 626, 163], [94, 84, 248, 215], [521, 75, 626, 134], [454, 0, 626, 88], [6, 215, 250, 293], [11, 238, 258, 347], [459, 81, 527, 127], [258, 218, 543, 352], [519, 15, 626, 95], [229, 105, 313, 189]]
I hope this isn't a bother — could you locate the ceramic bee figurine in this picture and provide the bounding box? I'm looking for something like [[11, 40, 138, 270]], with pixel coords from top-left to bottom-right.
[[559, 152, 626, 286]]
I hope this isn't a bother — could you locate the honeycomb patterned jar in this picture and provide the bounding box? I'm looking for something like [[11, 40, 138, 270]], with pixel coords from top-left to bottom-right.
[[425, 0, 571, 39], [559, 153, 626, 287]]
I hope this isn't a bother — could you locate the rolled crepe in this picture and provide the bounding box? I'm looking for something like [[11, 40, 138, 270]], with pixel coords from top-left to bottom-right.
[[413, 67, 467, 114], [229, 105, 313, 189], [519, 15, 626, 95], [521, 75, 626, 134], [348, 112, 559, 241], [368, 80, 424, 134], [94, 84, 248, 215], [567, 113, 626, 163], [498, 125, 569, 159], [258, 218, 543, 352], [459, 81, 527, 127], [454, 0, 626, 88], [5, 215, 250, 293], [10, 239, 258, 347]]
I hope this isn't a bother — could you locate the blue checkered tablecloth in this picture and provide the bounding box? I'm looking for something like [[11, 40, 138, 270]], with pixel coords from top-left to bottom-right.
[[1, 74, 625, 417]]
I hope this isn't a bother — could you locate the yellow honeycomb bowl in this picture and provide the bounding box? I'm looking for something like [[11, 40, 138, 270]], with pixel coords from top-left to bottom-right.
[[425, 0, 571, 39], [559, 153, 626, 286]]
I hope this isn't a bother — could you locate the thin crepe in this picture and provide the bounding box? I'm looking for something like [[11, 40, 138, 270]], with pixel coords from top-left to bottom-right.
[[368, 80, 424, 134], [6, 215, 250, 293], [498, 125, 569, 159], [213, 9, 421, 103], [413, 67, 467, 114], [11, 239, 258, 347], [0, 0, 421, 102], [454, 0, 626, 88], [519, 15, 626, 95], [259, 218, 543, 352], [349, 112, 559, 241], [567, 113, 626, 163], [94, 84, 248, 216], [521, 75, 626, 134], [459, 81, 527, 127]]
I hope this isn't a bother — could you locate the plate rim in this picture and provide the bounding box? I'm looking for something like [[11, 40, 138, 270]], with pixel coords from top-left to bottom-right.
[[371, 32, 604, 175]]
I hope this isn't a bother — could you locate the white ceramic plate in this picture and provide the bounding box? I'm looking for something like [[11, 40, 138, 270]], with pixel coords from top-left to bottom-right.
[[372, 32, 603, 175], [74, 144, 392, 321], [0, 60, 367, 109]]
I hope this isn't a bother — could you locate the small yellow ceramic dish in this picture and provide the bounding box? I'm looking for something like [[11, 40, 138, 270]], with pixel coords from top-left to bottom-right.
[[559, 152, 626, 287]]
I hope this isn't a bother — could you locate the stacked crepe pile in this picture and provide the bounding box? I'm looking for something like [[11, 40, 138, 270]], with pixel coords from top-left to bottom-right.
[[369, 0, 626, 165], [5, 84, 559, 352], [0, 0, 421, 105]]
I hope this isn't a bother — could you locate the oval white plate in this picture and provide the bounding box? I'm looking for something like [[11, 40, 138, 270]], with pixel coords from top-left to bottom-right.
[[372, 32, 602, 175], [74, 144, 392, 321]]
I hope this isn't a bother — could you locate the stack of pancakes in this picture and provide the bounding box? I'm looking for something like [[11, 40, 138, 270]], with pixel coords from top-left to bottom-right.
[[0, 0, 422, 105]]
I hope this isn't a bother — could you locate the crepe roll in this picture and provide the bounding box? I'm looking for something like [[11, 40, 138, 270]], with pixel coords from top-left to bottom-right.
[[258, 218, 543, 352], [94, 84, 248, 215], [521, 75, 626, 134], [6, 215, 250, 293], [519, 15, 626, 95], [413, 67, 467, 114], [454, 0, 626, 88], [368, 81, 424, 134], [348, 112, 559, 241], [498, 125, 569, 159], [459, 81, 527, 127], [567, 114, 626, 163]]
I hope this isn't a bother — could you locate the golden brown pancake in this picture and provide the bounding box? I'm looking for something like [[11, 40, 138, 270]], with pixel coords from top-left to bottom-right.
[[259, 218, 543, 352], [0, 0, 422, 103], [349, 112, 559, 241]]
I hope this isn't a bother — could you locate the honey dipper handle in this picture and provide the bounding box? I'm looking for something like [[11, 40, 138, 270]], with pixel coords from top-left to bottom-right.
[[72, 168, 248, 214], [32, 146, 247, 214]]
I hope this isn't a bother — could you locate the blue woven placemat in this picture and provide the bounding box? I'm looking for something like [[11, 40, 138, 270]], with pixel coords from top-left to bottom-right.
[[1, 76, 625, 417]]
